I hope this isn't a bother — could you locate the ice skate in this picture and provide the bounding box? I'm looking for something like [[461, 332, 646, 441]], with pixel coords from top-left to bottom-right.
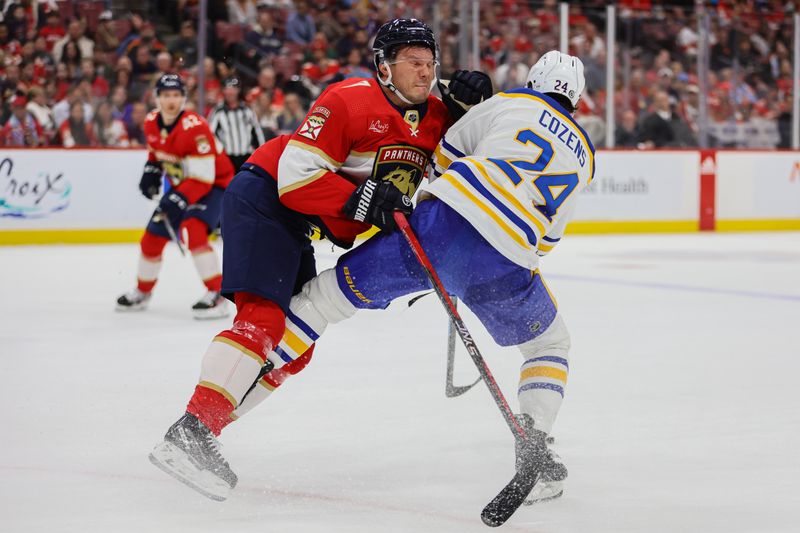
[[515, 414, 567, 505], [116, 288, 151, 311], [192, 291, 229, 320], [149, 413, 237, 501]]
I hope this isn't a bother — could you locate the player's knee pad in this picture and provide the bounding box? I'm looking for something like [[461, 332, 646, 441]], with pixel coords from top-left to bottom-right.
[[181, 217, 210, 252], [140, 230, 169, 258], [516, 314, 570, 435]]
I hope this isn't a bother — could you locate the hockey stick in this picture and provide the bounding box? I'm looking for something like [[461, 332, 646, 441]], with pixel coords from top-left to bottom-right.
[[445, 296, 481, 398], [162, 215, 186, 257], [393, 211, 540, 527]]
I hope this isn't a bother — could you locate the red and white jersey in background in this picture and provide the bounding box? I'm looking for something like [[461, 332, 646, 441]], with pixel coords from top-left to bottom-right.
[[247, 77, 451, 246], [144, 109, 234, 203]]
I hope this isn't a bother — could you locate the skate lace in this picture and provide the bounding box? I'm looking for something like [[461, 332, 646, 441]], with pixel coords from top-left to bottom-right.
[[203, 431, 226, 464]]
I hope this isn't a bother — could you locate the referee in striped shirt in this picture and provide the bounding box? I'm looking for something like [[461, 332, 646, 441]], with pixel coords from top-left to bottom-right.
[[208, 77, 266, 170]]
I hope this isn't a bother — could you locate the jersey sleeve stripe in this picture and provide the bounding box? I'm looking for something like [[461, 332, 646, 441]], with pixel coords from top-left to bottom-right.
[[287, 309, 321, 341], [184, 155, 215, 184], [278, 169, 327, 196], [542, 235, 560, 243], [441, 137, 465, 158], [433, 144, 453, 173], [287, 139, 344, 167]]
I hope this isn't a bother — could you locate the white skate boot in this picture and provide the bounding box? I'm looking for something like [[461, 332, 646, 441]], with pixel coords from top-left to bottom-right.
[[116, 288, 151, 311], [192, 291, 229, 320]]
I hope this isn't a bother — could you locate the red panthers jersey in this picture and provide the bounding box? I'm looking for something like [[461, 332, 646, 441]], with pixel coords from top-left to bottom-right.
[[247, 77, 451, 247], [144, 109, 234, 203]]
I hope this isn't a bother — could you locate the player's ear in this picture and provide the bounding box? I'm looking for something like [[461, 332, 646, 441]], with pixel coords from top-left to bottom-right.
[[378, 62, 389, 78]]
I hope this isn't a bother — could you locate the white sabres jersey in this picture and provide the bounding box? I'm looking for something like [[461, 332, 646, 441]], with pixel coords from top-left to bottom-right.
[[421, 88, 596, 270]]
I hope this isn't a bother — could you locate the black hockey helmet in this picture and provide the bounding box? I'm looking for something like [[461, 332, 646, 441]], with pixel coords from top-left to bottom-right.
[[372, 18, 438, 70], [155, 73, 186, 96]]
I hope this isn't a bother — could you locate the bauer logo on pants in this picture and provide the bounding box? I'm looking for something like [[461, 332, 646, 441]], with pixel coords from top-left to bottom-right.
[[371, 145, 428, 196]]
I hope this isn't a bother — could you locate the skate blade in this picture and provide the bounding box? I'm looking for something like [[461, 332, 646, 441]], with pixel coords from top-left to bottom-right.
[[192, 304, 230, 320], [523, 480, 564, 505], [115, 302, 149, 312], [149, 441, 231, 502]]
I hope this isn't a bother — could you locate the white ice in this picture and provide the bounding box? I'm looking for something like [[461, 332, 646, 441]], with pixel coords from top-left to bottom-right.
[[2, 232, 799, 532]]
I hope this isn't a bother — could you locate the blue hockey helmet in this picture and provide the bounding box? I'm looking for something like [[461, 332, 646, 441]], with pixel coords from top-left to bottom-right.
[[155, 73, 186, 96], [372, 18, 438, 70]]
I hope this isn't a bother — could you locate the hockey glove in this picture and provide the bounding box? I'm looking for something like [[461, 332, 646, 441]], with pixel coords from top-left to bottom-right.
[[342, 179, 413, 233], [139, 162, 163, 199], [438, 70, 493, 121], [155, 190, 188, 230]]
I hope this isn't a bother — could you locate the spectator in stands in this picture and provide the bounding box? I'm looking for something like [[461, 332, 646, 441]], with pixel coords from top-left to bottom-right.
[[80, 58, 109, 100], [60, 40, 83, 78], [126, 101, 148, 147], [6, 4, 29, 43], [52, 85, 92, 128], [92, 101, 129, 147], [0, 95, 43, 146], [170, 20, 199, 68], [131, 45, 157, 83], [52, 62, 70, 101], [276, 92, 306, 134], [32, 35, 55, 70], [639, 90, 696, 148], [110, 85, 132, 123], [228, 0, 257, 25], [340, 48, 370, 79], [250, 89, 279, 141], [244, 4, 283, 62], [39, 11, 65, 52], [285, 0, 316, 45], [59, 100, 94, 147], [125, 22, 166, 63], [53, 19, 94, 64], [252, 65, 284, 108], [615, 109, 641, 148], [95, 11, 120, 54], [494, 50, 529, 92], [25, 86, 54, 141]]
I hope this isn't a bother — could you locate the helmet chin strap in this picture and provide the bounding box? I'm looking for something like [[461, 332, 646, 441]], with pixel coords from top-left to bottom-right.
[[378, 60, 437, 106]]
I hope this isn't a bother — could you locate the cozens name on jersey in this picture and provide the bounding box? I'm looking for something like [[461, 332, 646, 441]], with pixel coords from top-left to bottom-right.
[[379, 147, 427, 168], [538, 109, 587, 168]]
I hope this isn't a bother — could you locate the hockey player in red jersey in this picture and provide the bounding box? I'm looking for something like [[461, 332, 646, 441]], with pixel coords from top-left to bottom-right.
[[116, 74, 235, 319], [149, 19, 493, 500]]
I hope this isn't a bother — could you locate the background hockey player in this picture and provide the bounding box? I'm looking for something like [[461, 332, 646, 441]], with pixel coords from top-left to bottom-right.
[[149, 18, 493, 500], [116, 74, 235, 319], [233, 51, 593, 505]]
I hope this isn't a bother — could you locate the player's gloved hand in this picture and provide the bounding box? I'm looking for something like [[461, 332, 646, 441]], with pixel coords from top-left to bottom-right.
[[439, 70, 493, 121], [139, 162, 163, 199], [155, 190, 188, 229], [342, 179, 413, 233]]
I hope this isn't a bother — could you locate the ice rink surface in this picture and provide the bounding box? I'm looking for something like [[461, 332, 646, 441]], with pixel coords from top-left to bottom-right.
[[2, 232, 799, 532]]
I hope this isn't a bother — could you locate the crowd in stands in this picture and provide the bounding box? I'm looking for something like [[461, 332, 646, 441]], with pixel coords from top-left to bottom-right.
[[0, 0, 796, 149]]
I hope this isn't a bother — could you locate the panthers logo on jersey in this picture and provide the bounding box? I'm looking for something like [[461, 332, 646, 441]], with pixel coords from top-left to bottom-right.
[[372, 144, 428, 196]]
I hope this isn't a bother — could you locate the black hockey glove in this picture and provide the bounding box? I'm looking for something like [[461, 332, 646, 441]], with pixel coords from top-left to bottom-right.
[[438, 70, 493, 121], [139, 162, 163, 199], [155, 190, 188, 229], [342, 179, 413, 233]]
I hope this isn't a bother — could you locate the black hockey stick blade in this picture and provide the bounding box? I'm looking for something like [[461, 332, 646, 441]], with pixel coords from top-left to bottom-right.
[[407, 291, 432, 307], [445, 377, 482, 397], [481, 472, 540, 527]]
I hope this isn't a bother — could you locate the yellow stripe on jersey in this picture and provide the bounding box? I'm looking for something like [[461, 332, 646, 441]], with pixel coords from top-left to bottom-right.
[[497, 92, 595, 183], [278, 169, 327, 196], [441, 172, 532, 250], [433, 144, 453, 171], [537, 241, 556, 253], [287, 139, 344, 167], [470, 158, 549, 236]]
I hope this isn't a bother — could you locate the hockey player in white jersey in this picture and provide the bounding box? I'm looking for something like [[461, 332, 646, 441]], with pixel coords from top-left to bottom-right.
[[163, 51, 593, 505]]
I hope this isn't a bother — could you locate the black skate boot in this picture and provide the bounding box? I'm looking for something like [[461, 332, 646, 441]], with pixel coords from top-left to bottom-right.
[[149, 413, 237, 501], [115, 288, 151, 311], [515, 414, 567, 504], [191, 291, 229, 320]]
